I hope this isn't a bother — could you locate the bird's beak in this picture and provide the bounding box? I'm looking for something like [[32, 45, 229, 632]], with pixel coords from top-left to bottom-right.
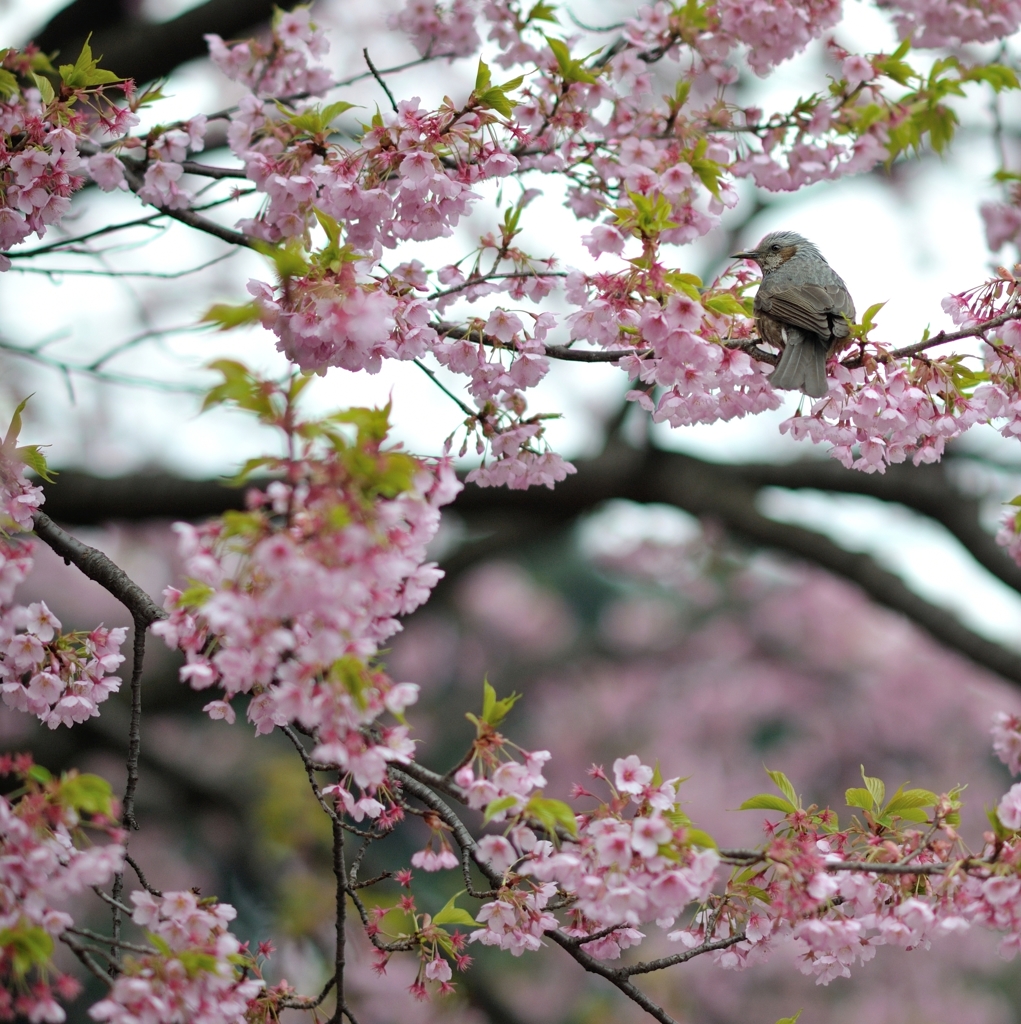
[[731, 250, 757, 260]]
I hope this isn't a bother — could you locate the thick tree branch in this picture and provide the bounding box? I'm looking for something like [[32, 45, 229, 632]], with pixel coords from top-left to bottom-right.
[[31, 511, 165, 625], [31, 0, 276, 86], [33, 440, 1021, 685]]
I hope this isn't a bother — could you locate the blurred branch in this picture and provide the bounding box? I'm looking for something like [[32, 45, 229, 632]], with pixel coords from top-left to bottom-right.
[[34, 443, 1021, 684], [30, 0, 277, 86]]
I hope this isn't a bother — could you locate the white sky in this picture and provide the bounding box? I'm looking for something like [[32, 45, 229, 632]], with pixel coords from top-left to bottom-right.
[[1, 0, 1021, 647]]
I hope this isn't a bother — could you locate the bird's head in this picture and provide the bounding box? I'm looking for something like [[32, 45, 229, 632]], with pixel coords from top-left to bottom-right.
[[732, 230, 826, 273]]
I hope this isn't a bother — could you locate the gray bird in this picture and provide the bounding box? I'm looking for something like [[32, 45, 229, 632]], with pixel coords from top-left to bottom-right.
[[731, 230, 855, 399]]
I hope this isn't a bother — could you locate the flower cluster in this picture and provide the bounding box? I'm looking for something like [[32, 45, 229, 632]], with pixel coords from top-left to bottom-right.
[[89, 892, 263, 1024], [877, 0, 1021, 46], [0, 756, 124, 1024], [391, 0, 481, 58], [0, 418, 127, 728], [154, 376, 460, 794], [206, 7, 332, 98], [0, 597, 127, 729], [0, 44, 134, 269], [717, 0, 842, 77]]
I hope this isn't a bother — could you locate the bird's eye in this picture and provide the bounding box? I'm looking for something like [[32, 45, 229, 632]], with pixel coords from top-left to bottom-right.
[[770, 244, 780, 252]]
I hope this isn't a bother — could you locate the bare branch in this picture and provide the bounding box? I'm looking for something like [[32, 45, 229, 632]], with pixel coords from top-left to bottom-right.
[[31, 512, 165, 625], [619, 932, 748, 977], [364, 49, 398, 113], [125, 851, 162, 897], [60, 933, 112, 985]]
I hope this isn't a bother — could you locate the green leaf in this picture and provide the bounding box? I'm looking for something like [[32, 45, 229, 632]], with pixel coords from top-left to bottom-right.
[[480, 678, 521, 728], [331, 405, 392, 443], [483, 795, 519, 823], [433, 891, 478, 927], [766, 768, 798, 808], [738, 794, 795, 813], [3, 395, 31, 450], [58, 35, 122, 89], [285, 100, 357, 135], [178, 949, 219, 976], [684, 828, 717, 849], [30, 73, 53, 105], [774, 1012, 802, 1024], [960, 63, 1020, 93], [201, 301, 262, 331], [545, 35, 598, 84], [0, 925, 53, 976], [0, 68, 19, 100], [202, 359, 275, 419], [27, 764, 52, 784], [526, 1, 558, 23], [16, 445, 55, 483], [177, 582, 214, 607], [860, 300, 886, 333], [59, 772, 114, 816], [884, 787, 938, 816], [845, 787, 874, 811], [861, 766, 885, 808], [227, 456, 277, 487], [703, 294, 747, 317], [525, 795, 578, 836], [475, 58, 492, 93], [253, 240, 309, 281], [478, 87, 516, 118]]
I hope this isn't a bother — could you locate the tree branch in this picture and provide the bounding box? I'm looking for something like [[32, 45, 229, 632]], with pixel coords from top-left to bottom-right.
[[31, 0, 277, 86], [31, 512, 166, 625]]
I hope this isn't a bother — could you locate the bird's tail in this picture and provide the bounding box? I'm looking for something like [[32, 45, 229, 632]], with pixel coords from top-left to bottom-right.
[[770, 330, 828, 398]]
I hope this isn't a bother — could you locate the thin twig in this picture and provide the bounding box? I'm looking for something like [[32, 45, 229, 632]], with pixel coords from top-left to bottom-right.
[[0, 338, 207, 395], [279, 975, 336, 1010], [180, 160, 248, 179], [413, 358, 477, 417], [92, 887, 134, 916], [364, 49, 398, 113], [66, 926, 158, 955], [560, 922, 630, 947], [620, 932, 748, 976], [280, 725, 342, 824], [60, 933, 112, 985], [874, 309, 1021, 363]]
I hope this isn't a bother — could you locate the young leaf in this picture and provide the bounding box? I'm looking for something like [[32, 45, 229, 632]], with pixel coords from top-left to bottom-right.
[[59, 772, 114, 816], [774, 1012, 802, 1024], [433, 891, 478, 927], [480, 678, 522, 728], [483, 795, 519, 823], [845, 787, 874, 811], [58, 35, 122, 89], [684, 828, 717, 849], [525, 795, 578, 836], [766, 768, 798, 808], [738, 794, 796, 813], [475, 58, 492, 93], [201, 301, 262, 331], [0, 68, 19, 101], [860, 766, 885, 808], [883, 787, 938, 817], [29, 72, 52, 105]]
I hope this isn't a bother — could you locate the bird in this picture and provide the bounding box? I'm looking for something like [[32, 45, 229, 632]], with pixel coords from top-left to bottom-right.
[[731, 230, 855, 399]]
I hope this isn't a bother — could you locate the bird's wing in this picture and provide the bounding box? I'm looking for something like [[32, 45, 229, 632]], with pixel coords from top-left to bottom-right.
[[756, 283, 854, 338]]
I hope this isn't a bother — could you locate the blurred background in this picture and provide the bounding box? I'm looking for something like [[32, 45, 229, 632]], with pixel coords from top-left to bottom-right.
[[4, 0, 1021, 1022]]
